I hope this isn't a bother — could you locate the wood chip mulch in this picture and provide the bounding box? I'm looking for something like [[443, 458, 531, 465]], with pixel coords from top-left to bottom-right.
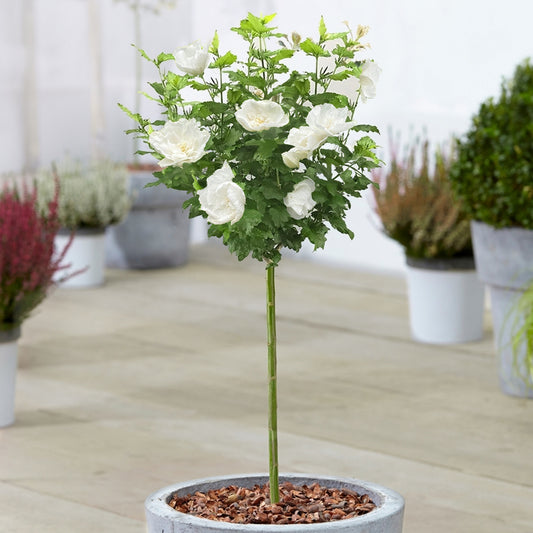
[[168, 481, 376, 525]]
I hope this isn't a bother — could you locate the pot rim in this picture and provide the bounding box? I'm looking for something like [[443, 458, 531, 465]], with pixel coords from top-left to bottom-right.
[[0, 326, 21, 343], [145, 473, 404, 530], [406, 255, 476, 271]]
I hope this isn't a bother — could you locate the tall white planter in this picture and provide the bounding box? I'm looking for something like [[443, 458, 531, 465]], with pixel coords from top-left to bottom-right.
[[55, 228, 106, 288], [0, 327, 21, 428], [406, 257, 485, 344]]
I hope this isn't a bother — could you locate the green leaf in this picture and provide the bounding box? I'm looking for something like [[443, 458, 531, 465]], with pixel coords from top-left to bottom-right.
[[328, 70, 353, 81], [308, 92, 349, 107], [318, 16, 327, 39], [189, 80, 210, 91], [210, 31, 219, 54], [272, 48, 295, 63], [156, 52, 174, 65], [211, 51, 237, 69], [256, 139, 279, 161], [300, 38, 330, 58], [149, 81, 165, 96], [133, 45, 152, 63], [117, 103, 143, 124], [236, 209, 263, 234], [269, 206, 290, 226], [353, 124, 380, 134]]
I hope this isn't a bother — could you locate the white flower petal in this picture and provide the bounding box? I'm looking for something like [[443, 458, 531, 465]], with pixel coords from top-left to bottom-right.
[[306, 104, 355, 136], [284, 178, 317, 220], [174, 41, 210, 75], [235, 99, 289, 132], [198, 162, 246, 225], [149, 119, 209, 168]]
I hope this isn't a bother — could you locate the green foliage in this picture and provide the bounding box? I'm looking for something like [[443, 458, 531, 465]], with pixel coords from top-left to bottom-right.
[[508, 282, 533, 390], [36, 158, 132, 230], [450, 58, 533, 229], [125, 12, 381, 266], [373, 139, 473, 260]]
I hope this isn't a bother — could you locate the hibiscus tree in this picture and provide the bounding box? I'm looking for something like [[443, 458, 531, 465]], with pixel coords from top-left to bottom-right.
[[121, 13, 381, 502]]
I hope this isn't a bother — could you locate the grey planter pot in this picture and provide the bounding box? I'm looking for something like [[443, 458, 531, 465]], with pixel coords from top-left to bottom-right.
[[145, 474, 405, 533], [471, 221, 533, 397], [106, 170, 191, 269]]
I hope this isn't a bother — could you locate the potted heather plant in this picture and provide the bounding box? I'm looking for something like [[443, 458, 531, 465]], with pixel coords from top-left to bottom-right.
[[122, 12, 404, 533], [106, 0, 191, 270], [450, 58, 533, 397], [37, 157, 131, 288], [373, 139, 485, 344], [0, 181, 69, 427]]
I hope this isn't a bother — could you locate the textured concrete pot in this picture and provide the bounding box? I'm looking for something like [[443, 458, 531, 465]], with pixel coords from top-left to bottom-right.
[[406, 256, 485, 344], [55, 228, 106, 288], [471, 221, 533, 397], [0, 327, 21, 428], [106, 170, 190, 269], [145, 474, 404, 533]]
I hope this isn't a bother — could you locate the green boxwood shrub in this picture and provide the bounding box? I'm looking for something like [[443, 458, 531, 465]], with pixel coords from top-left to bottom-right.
[[450, 59, 533, 229]]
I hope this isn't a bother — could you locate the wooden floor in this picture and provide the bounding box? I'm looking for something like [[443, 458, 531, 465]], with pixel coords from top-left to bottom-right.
[[1, 243, 532, 533]]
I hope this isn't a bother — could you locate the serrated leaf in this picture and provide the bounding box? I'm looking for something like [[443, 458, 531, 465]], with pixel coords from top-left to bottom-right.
[[149, 81, 165, 96], [308, 92, 349, 107], [353, 124, 380, 134], [256, 139, 279, 161], [300, 38, 330, 57], [190, 80, 210, 91], [328, 70, 352, 81], [156, 52, 174, 65], [211, 51, 237, 69], [237, 209, 263, 234], [272, 48, 295, 63], [118, 103, 143, 123], [133, 45, 151, 63]]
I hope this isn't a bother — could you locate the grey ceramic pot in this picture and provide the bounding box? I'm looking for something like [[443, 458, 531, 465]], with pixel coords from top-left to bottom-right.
[[145, 474, 404, 533], [106, 169, 190, 269], [471, 221, 533, 397]]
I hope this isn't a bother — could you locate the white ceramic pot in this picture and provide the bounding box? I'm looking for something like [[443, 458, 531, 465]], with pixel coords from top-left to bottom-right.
[[0, 327, 21, 428], [145, 474, 404, 533], [55, 228, 106, 288], [406, 257, 485, 344]]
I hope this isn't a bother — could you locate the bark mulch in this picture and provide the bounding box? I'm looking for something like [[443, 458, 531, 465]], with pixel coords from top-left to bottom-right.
[[168, 481, 376, 525]]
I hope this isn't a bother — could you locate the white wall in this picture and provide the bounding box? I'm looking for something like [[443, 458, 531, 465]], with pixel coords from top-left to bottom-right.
[[1, 0, 532, 273]]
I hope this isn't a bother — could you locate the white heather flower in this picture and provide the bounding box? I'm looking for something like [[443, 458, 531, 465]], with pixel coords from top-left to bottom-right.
[[356, 61, 381, 102], [305, 104, 356, 136], [149, 119, 209, 168], [284, 179, 317, 220], [174, 41, 210, 75], [235, 99, 289, 132], [282, 148, 308, 169], [198, 162, 246, 225]]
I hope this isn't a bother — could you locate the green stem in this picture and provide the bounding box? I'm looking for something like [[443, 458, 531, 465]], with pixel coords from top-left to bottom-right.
[[266, 263, 279, 503], [133, 0, 141, 164]]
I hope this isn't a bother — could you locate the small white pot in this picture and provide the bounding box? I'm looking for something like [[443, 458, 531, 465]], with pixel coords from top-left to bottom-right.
[[406, 257, 485, 344], [0, 327, 21, 428], [55, 229, 106, 288]]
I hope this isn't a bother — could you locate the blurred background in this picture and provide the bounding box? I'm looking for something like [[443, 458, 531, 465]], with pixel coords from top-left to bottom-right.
[[1, 0, 532, 273]]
